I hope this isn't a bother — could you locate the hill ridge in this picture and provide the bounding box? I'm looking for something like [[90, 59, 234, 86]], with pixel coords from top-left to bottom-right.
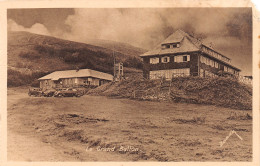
[[8, 31, 144, 87]]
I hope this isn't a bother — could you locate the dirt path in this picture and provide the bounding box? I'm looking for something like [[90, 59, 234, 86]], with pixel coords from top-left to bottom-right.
[[7, 89, 81, 161], [7, 87, 252, 161], [8, 130, 73, 161]]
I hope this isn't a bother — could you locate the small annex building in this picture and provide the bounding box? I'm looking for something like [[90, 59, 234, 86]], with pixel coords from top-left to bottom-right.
[[140, 29, 241, 80], [38, 69, 113, 90]]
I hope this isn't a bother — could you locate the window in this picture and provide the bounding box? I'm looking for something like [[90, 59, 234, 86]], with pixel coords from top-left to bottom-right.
[[161, 56, 170, 63], [162, 42, 180, 49], [150, 68, 190, 80], [161, 44, 170, 49], [150, 57, 159, 64], [172, 43, 180, 48], [210, 60, 214, 67], [174, 55, 190, 63], [224, 66, 228, 72], [183, 56, 187, 62], [172, 68, 190, 77], [205, 70, 217, 78], [229, 68, 234, 74], [174, 55, 183, 62], [205, 58, 210, 65], [214, 61, 219, 68], [200, 56, 205, 63]]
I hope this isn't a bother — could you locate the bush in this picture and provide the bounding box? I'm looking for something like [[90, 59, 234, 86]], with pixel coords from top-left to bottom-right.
[[7, 69, 48, 87], [170, 77, 252, 110], [31, 80, 40, 87], [19, 51, 41, 60], [124, 57, 143, 69]]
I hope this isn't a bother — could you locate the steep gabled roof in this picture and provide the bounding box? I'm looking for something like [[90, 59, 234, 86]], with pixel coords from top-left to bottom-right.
[[141, 36, 200, 57], [140, 29, 201, 57], [161, 29, 186, 44], [140, 29, 240, 71], [38, 69, 113, 81]]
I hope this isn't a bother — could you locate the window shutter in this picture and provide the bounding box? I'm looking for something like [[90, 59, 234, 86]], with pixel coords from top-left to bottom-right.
[[187, 55, 190, 61]]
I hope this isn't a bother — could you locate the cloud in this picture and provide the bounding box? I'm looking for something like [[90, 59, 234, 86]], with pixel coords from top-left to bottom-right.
[[7, 8, 252, 75], [8, 19, 50, 36], [61, 9, 168, 49], [60, 8, 251, 50]]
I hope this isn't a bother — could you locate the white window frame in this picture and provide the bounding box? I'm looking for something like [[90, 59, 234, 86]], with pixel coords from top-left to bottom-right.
[[183, 55, 190, 62], [161, 56, 170, 63], [210, 60, 214, 67], [224, 66, 228, 72], [174, 55, 190, 63], [150, 57, 160, 64]]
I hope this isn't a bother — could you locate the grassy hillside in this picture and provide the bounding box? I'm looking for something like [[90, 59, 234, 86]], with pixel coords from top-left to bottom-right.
[[8, 31, 144, 86], [88, 75, 252, 110], [84, 38, 147, 58]]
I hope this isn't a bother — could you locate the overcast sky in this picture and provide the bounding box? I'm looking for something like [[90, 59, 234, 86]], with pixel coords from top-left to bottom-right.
[[7, 8, 252, 75]]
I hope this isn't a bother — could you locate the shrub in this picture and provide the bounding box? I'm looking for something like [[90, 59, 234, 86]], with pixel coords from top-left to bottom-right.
[[19, 51, 40, 60], [89, 74, 252, 110], [172, 116, 206, 124], [124, 57, 143, 69], [7, 69, 48, 87], [227, 112, 252, 120], [31, 80, 40, 87]]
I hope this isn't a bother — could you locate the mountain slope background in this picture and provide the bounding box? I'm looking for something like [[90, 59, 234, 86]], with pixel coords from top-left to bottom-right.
[[8, 31, 145, 86]]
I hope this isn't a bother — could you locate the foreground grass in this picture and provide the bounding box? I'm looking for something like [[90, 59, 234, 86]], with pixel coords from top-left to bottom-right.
[[8, 87, 252, 161]]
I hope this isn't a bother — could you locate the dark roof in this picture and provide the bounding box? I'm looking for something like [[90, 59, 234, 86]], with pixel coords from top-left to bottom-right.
[[38, 69, 113, 81]]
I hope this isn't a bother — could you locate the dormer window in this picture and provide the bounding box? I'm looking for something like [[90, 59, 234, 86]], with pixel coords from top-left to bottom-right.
[[162, 44, 170, 49], [172, 43, 180, 48], [161, 42, 180, 49]]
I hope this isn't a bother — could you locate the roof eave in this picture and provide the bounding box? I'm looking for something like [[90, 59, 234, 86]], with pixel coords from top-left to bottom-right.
[[140, 50, 200, 58]]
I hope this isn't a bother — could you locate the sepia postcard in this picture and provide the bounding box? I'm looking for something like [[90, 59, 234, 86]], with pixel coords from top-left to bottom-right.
[[0, 0, 259, 166]]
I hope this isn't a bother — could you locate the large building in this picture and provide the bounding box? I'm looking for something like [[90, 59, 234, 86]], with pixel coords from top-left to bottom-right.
[[140, 29, 241, 80], [38, 69, 113, 90]]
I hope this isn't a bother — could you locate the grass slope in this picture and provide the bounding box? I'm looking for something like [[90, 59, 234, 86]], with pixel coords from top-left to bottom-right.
[[88, 75, 252, 110], [84, 38, 147, 58], [8, 87, 252, 161], [8, 31, 144, 86]]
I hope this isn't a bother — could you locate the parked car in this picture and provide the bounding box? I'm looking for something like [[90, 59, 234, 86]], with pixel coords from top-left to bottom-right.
[[28, 88, 43, 97], [43, 89, 56, 97], [54, 88, 84, 97]]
